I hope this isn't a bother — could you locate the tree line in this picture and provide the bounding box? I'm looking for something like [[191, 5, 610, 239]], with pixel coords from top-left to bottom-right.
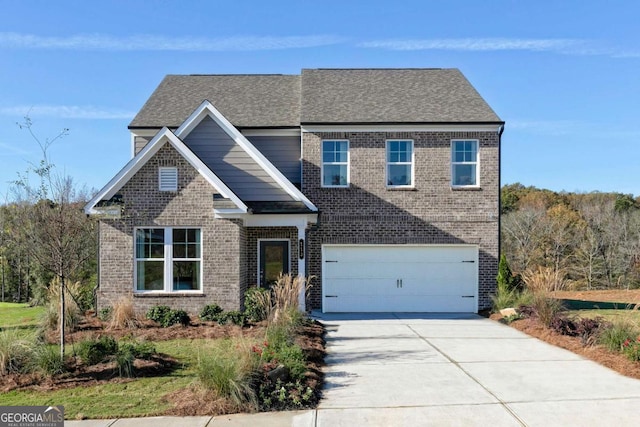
[[501, 183, 640, 290]]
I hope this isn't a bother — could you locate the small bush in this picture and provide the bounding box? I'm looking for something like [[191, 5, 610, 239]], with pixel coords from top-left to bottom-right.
[[522, 266, 567, 293], [199, 304, 223, 322], [217, 311, 246, 326], [76, 336, 118, 365], [575, 317, 607, 345], [32, 345, 65, 376], [146, 305, 190, 327], [622, 337, 640, 361], [244, 287, 271, 322], [116, 345, 135, 378], [549, 315, 578, 336], [197, 339, 257, 410], [530, 293, 565, 327], [598, 320, 640, 352], [0, 329, 35, 375], [119, 340, 156, 360], [108, 298, 138, 329], [146, 305, 172, 324], [98, 307, 113, 321]]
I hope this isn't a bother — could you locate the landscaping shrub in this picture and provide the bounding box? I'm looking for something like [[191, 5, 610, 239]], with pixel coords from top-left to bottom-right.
[[521, 266, 567, 293], [32, 345, 65, 375], [598, 320, 640, 352], [272, 274, 308, 323], [244, 287, 271, 322], [146, 305, 172, 324], [622, 337, 640, 361], [199, 304, 223, 322], [197, 339, 258, 410], [98, 306, 112, 322], [575, 317, 607, 345], [45, 277, 83, 331], [76, 336, 118, 365], [146, 305, 190, 327], [549, 315, 578, 337], [0, 329, 34, 375], [497, 254, 523, 294], [108, 298, 138, 329], [163, 309, 190, 327], [530, 293, 565, 327], [116, 345, 135, 378], [217, 311, 246, 326]]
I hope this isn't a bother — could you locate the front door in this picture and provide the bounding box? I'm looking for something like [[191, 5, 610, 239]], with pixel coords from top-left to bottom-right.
[[259, 240, 289, 287]]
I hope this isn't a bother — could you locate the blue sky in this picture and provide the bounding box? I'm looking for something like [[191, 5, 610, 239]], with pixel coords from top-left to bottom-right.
[[1, 0, 639, 199]]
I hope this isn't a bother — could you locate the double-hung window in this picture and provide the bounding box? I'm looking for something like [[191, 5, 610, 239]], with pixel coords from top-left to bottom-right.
[[451, 140, 479, 187], [135, 228, 201, 292], [322, 140, 349, 187], [386, 140, 414, 187]]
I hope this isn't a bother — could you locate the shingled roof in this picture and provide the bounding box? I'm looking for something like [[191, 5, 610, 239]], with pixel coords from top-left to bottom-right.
[[300, 68, 501, 124], [129, 69, 502, 129], [129, 74, 301, 128]]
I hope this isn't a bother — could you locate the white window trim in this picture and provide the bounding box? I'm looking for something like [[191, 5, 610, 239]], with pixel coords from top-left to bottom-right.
[[158, 166, 178, 192], [321, 139, 350, 188], [386, 139, 415, 188], [451, 139, 480, 188], [256, 238, 291, 287], [134, 227, 203, 294]]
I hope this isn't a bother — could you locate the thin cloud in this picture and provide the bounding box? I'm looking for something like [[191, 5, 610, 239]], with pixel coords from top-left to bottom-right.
[[0, 142, 31, 156], [0, 32, 344, 51], [359, 37, 640, 57], [0, 105, 135, 120]]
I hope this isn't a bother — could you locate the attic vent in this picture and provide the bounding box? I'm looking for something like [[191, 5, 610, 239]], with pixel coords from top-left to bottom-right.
[[159, 167, 178, 192]]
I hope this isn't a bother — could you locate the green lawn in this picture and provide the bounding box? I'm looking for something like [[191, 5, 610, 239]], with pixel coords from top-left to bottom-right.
[[0, 338, 205, 420], [0, 302, 45, 330], [568, 309, 640, 323]]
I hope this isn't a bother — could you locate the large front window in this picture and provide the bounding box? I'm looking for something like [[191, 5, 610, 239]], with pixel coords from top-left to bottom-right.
[[135, 228, 201, 292], [322, 140, 349, 187], [386, 140, 414, 187], [452, 140, 479, 187]]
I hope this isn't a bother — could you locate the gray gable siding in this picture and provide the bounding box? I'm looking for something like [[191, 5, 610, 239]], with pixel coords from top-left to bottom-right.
[[245, 135, 301, 185], [183, 116, 293, 201], [134, 136, 152, 154]]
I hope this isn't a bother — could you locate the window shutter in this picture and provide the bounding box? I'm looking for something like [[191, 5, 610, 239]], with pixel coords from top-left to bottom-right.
[[159, 167, 178, 191]]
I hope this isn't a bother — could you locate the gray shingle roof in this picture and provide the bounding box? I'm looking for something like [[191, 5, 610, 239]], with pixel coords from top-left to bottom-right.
[[129, 74, 301, 128], [129, 69, 501, 129], [301, 68, 501, 124]]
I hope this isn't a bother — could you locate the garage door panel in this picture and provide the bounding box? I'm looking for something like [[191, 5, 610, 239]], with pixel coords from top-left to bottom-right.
[[325, 295, 476, 313], [323, 245, 478, 313]]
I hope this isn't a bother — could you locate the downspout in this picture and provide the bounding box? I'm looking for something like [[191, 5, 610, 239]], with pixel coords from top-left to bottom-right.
[[92, 220, 100, 317], [497, 124, 505, 260]]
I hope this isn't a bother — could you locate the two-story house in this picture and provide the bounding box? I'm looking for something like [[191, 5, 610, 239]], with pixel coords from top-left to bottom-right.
[[85, 68, 504, 314]]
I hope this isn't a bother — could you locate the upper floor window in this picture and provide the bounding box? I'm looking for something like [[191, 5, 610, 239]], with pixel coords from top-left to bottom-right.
[[322, 140, 349, 187], [386, 140, 414, 187], [451, 140, 479, 187], [135, 228, 201, 292], [159, 167, 178, 192]]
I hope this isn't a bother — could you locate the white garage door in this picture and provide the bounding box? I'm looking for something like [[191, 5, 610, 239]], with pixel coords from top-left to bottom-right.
[[323, 245, 478, 313]]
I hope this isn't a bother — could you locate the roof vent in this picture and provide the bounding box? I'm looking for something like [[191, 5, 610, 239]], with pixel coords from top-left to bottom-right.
[[159, 167, 178, 192]]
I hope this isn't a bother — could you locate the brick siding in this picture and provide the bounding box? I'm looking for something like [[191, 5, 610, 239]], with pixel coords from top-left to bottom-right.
[[97, 143, 246, 315], [302, 131, 500, 311]]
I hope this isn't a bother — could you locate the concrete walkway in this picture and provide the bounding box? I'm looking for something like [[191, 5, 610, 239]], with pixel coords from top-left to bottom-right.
[[67, 313, 640, 426]]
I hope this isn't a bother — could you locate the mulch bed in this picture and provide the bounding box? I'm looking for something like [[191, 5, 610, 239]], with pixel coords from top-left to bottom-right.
[[4, 314, 326, 418], [492, 314, 640, 381]]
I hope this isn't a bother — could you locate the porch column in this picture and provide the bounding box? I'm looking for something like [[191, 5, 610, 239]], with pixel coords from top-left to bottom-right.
[[297, 221, 306, 312]]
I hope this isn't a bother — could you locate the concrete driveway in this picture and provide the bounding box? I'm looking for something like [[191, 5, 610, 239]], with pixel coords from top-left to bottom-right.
[[67, 313, 640, 427], [316, 313, 640, 426]]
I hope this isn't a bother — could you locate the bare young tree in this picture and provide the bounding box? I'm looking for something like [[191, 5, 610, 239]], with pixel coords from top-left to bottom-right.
[[11, 116, 96, 360]]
